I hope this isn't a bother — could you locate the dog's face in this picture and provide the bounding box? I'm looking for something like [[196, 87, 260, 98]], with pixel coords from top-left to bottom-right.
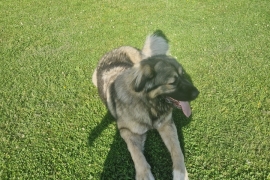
[[133, 55, 199, 116]]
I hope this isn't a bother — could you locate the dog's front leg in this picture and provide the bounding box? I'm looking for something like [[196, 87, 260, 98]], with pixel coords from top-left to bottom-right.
[[120, 128, 154, 180], [157, 121, 189, 180]]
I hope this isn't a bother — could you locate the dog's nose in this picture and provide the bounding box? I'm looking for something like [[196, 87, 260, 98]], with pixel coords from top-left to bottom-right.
[[191, 89, 199, 99]]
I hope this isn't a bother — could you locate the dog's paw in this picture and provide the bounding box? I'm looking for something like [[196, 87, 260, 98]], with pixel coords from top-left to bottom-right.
[[173, 170, 189, 180], [136, 169, 155, 180]]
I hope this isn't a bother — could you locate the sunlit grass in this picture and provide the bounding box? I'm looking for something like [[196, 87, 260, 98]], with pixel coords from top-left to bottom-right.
[[1, 0, 269, 179]]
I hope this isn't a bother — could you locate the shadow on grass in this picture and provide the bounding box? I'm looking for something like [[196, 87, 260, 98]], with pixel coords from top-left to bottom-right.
[[88, 110, 192, 180]]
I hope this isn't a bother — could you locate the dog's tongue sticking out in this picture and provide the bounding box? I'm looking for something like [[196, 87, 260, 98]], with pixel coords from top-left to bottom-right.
[[165, 97, 192, 117], [179, 101, 192, 117]]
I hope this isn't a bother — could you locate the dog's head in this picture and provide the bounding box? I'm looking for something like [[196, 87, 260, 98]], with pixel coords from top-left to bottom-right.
[[132, 55, 199, 117]]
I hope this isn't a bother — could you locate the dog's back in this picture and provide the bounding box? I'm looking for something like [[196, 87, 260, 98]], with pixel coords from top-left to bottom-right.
[[92, 46, 139, 105], [92, 33, 169, 106]]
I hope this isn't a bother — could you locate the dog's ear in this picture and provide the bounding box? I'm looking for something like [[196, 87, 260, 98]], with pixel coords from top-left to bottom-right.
[[133, 64, 155, 92]]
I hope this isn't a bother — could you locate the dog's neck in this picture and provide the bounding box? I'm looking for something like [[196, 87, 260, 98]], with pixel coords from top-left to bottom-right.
[[147, 97, 172, 121]]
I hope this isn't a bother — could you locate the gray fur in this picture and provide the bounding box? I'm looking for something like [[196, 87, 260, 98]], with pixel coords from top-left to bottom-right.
[[92, 32, 199, 180]]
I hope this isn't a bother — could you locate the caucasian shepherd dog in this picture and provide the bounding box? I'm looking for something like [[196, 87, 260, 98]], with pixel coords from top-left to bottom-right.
[[92, 31, 199, 180]]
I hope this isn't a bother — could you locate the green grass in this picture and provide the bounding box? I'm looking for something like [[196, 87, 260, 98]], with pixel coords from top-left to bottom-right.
[[1, 0, 269, 179]]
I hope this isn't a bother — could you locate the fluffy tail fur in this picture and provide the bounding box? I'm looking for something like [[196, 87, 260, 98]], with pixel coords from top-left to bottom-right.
[[142, 30, 169, 58]]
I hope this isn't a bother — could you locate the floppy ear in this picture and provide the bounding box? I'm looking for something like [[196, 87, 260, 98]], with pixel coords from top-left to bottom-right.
[[133, 64, 154, 92]]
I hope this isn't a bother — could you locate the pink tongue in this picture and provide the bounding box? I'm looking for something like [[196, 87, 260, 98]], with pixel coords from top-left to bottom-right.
[[180, 101, 192, 117]]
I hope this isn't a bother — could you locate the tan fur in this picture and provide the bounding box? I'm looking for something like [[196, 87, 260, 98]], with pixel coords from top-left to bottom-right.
[[92, 33, 198, 180], [157, 121, 189, 180], [120, 129, 154, 180], [119, 46, 142, 64], [148, 85, 175, 99]]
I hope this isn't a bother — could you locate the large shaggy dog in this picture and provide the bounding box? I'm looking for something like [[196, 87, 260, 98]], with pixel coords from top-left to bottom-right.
[[92, 31, 199, 180]]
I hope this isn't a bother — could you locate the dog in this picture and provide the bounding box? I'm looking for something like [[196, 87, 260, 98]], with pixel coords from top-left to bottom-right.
[[92, 31, 199, 180]]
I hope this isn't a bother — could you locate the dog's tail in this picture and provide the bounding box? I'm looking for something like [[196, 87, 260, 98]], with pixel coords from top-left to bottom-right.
[[142, 30, 169, 58]]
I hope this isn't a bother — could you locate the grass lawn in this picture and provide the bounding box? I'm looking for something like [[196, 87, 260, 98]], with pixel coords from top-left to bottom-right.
[[1, 0, 270, 179]]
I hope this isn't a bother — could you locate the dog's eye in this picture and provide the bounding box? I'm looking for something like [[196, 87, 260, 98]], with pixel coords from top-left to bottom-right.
[[168, 77, 178, 85]]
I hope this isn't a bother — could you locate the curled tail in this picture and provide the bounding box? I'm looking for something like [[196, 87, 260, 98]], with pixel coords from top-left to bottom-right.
[[142, 30, 169, 58]]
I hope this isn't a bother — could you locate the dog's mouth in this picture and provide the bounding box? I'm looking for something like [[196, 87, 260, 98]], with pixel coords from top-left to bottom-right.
[[165, 97, 192, 117]]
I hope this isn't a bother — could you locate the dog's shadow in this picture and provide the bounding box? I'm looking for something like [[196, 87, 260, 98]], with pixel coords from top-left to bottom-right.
[[88, 110, 192, 180]]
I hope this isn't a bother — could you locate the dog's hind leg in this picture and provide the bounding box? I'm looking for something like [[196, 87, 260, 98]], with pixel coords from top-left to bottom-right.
[[119, 128, 154, 180], [157, 121, 189, 180]]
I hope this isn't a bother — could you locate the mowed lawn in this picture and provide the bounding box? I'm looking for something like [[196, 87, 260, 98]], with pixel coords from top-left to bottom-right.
[[1, 0, 269, 179]]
